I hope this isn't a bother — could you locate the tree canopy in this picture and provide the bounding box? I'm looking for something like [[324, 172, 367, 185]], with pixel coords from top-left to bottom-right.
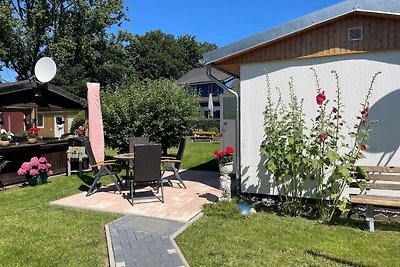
[[101, 78, 202, 154], [0, 1, 217, 95]]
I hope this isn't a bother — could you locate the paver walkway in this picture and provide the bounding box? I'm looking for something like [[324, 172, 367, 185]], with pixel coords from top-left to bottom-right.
[[107, 215, 187, 267]]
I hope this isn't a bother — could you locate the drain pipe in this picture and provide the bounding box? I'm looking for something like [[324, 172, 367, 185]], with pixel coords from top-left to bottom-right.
[[206, 65, 241, 197]]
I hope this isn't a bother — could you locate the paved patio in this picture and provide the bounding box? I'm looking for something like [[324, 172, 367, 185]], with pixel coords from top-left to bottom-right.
[[51, 169, 221, 222]]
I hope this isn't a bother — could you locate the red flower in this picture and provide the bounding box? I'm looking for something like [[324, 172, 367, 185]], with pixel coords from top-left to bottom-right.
[[316, 91, 326, 105], [226, 146, 235, 154], [360, 144, 367, 151], [214, 149, 219, 155], [333, 114, 342, 120], [216, 151, 226, 159], [332, 107, 338, 113], [320, 133, 327, 140]]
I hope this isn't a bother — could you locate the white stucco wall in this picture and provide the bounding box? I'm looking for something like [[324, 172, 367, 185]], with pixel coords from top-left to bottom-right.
[[240, 51, 400, 195]]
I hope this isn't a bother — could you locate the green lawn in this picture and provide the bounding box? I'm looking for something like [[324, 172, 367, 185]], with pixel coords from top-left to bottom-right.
[[169, 141, 220, 171], [176, 201, 400, 267]]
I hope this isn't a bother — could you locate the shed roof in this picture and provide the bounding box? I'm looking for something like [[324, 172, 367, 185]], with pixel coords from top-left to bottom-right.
[[0, 80, 85, 111], [176, 67, 233, 85], [202, 0, 400, 67]]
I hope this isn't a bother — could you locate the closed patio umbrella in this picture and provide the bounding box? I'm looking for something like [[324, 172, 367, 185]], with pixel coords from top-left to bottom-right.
[[208, 93, 214, 118]]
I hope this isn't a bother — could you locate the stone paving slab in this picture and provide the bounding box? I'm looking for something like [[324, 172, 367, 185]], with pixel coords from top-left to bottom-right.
[[107, 215, 187, 267]]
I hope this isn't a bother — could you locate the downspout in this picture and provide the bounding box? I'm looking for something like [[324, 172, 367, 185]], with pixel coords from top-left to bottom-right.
[[206, 64, 241, 196]]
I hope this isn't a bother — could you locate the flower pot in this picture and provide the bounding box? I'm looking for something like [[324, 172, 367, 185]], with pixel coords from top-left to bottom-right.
[[219, 162, 234, 176], [39, 172, 48, 184], [26, 176, 41, 186], [0, 140, 10, 147], [27, 138, 37, 144]]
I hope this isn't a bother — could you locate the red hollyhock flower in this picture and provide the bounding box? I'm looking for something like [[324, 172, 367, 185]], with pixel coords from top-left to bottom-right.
[[320, 133, 327, 140], [333, 114, 342, 120], [226, 146, 235, 154], [360, 144, 367, 151], [332, 107, 338, 113], [316, 91, 326, 105]]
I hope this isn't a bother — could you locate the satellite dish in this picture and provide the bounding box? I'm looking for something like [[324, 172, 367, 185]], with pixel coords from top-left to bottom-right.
[[34, 57, 57, 83]]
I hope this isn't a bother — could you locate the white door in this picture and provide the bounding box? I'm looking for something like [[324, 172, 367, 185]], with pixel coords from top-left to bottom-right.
[[54, 115, 64, 138]]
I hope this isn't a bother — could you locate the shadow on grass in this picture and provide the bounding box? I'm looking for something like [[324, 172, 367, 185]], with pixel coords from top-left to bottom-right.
[[305, 250, 368, 267], [328, 216, 400, 232], [188, 159, 218, 172]]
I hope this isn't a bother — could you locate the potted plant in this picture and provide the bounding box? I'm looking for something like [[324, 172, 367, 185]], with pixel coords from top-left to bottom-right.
[[17, 156, 53, 186], [27, 127, 39, 144], [214, 146, 235, 201], [0, 129, 13, 147]]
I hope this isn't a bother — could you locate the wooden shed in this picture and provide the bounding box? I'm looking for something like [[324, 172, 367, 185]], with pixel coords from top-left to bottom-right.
[[203, 0, 400, 195]]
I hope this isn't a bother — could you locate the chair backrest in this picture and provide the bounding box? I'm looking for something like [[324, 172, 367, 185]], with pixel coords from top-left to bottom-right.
[[129, 136, 150, 153], [134, 144, 161, 183], [175, 138, 186, 169], [83, 140, 100, 174]]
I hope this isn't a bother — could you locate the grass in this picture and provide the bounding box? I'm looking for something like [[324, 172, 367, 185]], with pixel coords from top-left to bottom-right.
[[0, 175, 121, 266], [176, 200, 400, 267], [169, 141, 220, 171]]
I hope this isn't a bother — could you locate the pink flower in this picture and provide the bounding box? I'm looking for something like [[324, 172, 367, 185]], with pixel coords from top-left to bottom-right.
[[46, 163, 52, 169], [38, 164, 47, 171], [316, 91, 326, 105], [30, 157, 39, 167], [39, 157, 47, 164], [47, 170, 54, 176], [29, 169, 38, 176], [320, 133, 327, 141], [360, 144, 367, 151], [17, 168, 27, 176], [21, 162, 31, 171]]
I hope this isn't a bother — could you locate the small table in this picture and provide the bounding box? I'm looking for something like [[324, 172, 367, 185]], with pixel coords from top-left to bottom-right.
[[114, 153, 135, 182]]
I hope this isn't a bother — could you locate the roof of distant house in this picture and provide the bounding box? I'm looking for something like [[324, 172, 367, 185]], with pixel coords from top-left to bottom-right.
[[202, 0, 400, 65], [0, 80, 85, 110], [176, 67, 233, 85]]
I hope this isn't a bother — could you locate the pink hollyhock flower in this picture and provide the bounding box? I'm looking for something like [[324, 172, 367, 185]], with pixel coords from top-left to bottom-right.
[[38, 164, 47, 171], [47, 170, 54, 176], [360, 144, 367, 151], [29, 169, 38, 176], [18, 168, 27, 176], [316, 91, 326, 105], [320, 133, 327, 141], [39, 157, 47, 164], [30, 157, 39, 167], [46, 163, 52, 169]]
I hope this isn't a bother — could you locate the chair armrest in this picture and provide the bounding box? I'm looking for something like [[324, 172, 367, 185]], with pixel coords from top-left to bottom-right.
[[161, 159, 182, 163], [92, 160, 117, 168], [161, 156, 176, 160]]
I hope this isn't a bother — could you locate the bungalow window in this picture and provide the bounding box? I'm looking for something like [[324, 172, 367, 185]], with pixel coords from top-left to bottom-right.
[[37, 113, 44, 128]]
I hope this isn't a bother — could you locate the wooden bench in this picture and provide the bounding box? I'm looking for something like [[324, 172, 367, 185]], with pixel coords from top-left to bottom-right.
[[350, 166, 400, 231], [191, 131, 216, 142]]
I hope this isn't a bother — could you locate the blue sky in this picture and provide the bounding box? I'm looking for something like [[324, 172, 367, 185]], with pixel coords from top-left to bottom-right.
[[123, 0, 343, 47], [2, 0, 344, 81]]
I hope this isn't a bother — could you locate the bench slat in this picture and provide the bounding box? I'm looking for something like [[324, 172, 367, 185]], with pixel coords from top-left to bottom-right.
[[350, 194, 400, 208], [367, 174, 400, 181], [359, 166, 400, 173], [366, 183, 400, 190]]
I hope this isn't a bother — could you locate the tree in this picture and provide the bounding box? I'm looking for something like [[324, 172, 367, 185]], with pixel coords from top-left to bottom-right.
[[101, 78, 202, 154], [127, 30, 217, 81], [0, 0, 129, 96]]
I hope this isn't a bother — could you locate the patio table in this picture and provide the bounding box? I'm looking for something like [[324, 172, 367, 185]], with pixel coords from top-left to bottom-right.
[[113, 153, 134, 188]]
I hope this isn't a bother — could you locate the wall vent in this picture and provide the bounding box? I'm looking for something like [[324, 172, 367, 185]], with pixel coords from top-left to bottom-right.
[[348, 27, 363, 41]]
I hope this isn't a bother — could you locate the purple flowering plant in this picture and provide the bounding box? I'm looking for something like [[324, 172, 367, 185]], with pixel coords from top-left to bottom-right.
[[17, 156, 53, 179]]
